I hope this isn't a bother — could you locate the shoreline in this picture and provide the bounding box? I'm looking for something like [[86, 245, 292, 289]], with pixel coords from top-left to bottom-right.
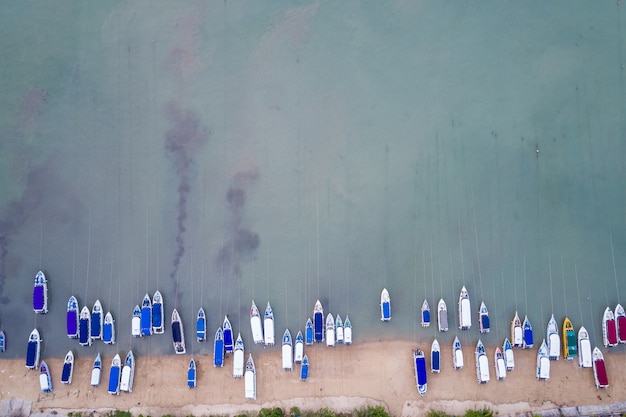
[[1, 340, 625, 417]]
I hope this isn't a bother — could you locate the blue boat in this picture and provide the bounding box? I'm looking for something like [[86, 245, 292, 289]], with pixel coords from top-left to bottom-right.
[[314, 300, 324, 342], [152, 291, 164, 334], [66, 296, 79, 339], [196, 308, 206, 342], [305, 318, 314, 345], [523, 315, 534, 349], [108, 354, 121, 395], [300, 354, 309, 381], [39, 360, 52, 393], [479, 302, 490, 334], [421, 299, 430, 327], [188, 358, 196, 388], [431, 339, 440, 373], [381, 288, 391, 321], [91, 300, 103, 340], [103, 312, 115, 344], [61, 350, 74, 384], [0, 330, 5, 352], [223, 315, 234, 353], [25, 328, 40, 369], [33, 271, 48, 314], [414, 349, 427, 395], [214, 327, 224, 367], [140, 294, 152, 337], [79, 306, 92, 346]]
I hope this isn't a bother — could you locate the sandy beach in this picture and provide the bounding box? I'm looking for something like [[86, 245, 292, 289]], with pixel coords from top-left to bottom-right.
[[1, 340, 625, 417]]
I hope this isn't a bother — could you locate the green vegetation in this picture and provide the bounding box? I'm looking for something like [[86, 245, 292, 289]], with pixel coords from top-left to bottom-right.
[[426, 408, 494, 417]]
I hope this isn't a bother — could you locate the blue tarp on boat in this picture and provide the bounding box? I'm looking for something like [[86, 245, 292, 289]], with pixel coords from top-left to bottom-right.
[[314, 312, 323, 342], [214, 339, 224, 367], [79, 319, 90, 345], [141, 307, 151, 336], [152, 303, 162, 329], [33, 286, 44, 311], [187, 368, 196, 388], [416, 355, 427, 386], [172, 322, 182, 343], [103, 323, 113, 343], [26, 341, 37, 367], [108, 367, 120, 394], [300, 357, 309, 380], [481, 315, 490, 331], [61, 363, 72, 382], [224, 328, 234, 353], [422, 310, 430, 323], [305, 325, 313, 344], [524, 328, 533, 346], [67, 311, 78, 338], [432, 351, 440, 371], [91, 312, 101, 338], [382, 302, 391, 320]]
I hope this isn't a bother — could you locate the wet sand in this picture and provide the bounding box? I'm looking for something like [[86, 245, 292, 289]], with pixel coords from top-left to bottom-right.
[[1, 340, 624, 417]]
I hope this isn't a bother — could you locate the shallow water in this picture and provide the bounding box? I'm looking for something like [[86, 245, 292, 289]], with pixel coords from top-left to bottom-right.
[[0, 2, 625, 361]]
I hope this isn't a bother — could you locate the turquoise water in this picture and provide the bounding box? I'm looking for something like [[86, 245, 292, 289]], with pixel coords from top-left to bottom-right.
[[0, 2, 625, 360]]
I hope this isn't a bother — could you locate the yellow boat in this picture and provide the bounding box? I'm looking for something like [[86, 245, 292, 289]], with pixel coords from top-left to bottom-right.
[[562, 317, 577, 361]]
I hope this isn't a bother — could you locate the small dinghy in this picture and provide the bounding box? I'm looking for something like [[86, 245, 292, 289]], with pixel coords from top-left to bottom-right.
[[511, 312, 523, 347], [458, 286, 471, 330], [250, 301, 264, 344], [547, 314, 560, 360], [562, 317, 577, 361], [196, 308, 206, 342], [91, 353, 102, 386], [344, 315, 353, 345], [475, 339, 489, 384], [414, 349, 427, 395], [213, 327, 224, 367], [244, 354, 256, 400], [578, 326, 592, 368], [0, 330, 5, 352], [140, 294, 152, 337], [264, 302, 275, 347], [120, 350, 135, 393], [282, 329, 293, 371], [152, 290, 164, 334], [39, 360, 52, 393], [593, 347, 609, 388], [294, 330, 304, 363], [187, 358, 197, 388], [171, 308, 186, 354], [421, 299, 430, 328], [522, 315, 534, 349], [453, 336, 464, 370], [233, 333, 245, 378], [66, 296, 79, 339], [536, 339, 550, 380], [602, 306, 618, 347], [503, 338, 515, 371], [108, 354, 122, 395], [381, 288, 391, 321], [91, 300, 103, 340], [494, 347, 506, 381], [437, 299, 448, 332], [103, 311, 115, 345], [26, 328, 41, 369], [335, 315, 344, 344], [616, 304, 626, 344], [478, 301, 490, 333], [325, 313, 335, 347], [305, 318, 314, 345], [314, 300, 324, 342], [431, 339, 440, 373], [61, 350, 74, 384], [33, 271, 48, 314], [131, 305, 141, 337], [300, 354, 309, 381], [79, 306, 92, 346], [223, 315, 234, 353]]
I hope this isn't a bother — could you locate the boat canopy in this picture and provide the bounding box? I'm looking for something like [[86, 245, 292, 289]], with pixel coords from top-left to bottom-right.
[[431, 350, 440, 372], [496, 357, 506, 380], [172, 321, 182, 343], [607, 319, 618, 346], [314, 312, 324, 341], [477, 355, 489, 383], [460, 299, 471, 329], [481, 314, 490, 331], [91, 367, 101, 386], [108, 367, 120, 394], [67, 311, 78, 338], [523, 327, 533, 347], [618, 316, 626, 342], [439, 311, 448, 331], [33, 286, 45, 312], [26, 341, 38, 368], [454, 349, 464, 369], [594, 358, 609, 387], [422, 309, 430, 324], [538, 357, 550, 379], [549, 334, 560, 359], [579, 339, 592, 367], [152, 303, 162, 329]]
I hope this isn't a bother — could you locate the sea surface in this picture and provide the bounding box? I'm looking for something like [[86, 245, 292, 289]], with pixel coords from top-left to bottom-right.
[[0, 1, 625, 361]]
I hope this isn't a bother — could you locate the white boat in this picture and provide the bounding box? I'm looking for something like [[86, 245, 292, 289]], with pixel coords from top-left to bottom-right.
[[381, 288, 391, 321], [300, 354, 309, 381], [61, 350, 74, 384], [152, 290, 164, 334], [344, 316, 352, 345], [536, 339, 550, 380], [250, 301, 264, 344], [244, 354, 256, 400], [33, 271, 48, 314], [616, 303, 626, 344], [171, 308, 186, 354], [494, 347, 506, 381], [335, 315, 344, 344], [578, 326, 592, 368], [187, 358, 196, 388], [223, 315, 234, 354], [66, 296, 79, 339], [602, 306, 618, 347], [511, 312, 523, 347], [503, 338, 515, 371], [282, 329, 293, 371], [431, 339, 440, 373], [414, 349, 427, 395], [593, 347, 609, 388], [523, 315, 534, 348], [452, 336, 464, 370], [120, 350, 134, 393], [325, 313, 335, 347], [131, 305, 141, 337], [264, 302, 275, 347], [475, 340, 489, 383], [478, 301, 490, 333], [233, 333, 245, 378], [547, 314, 560, 360], [196, 307, 207, 342], [91, 300, 103, 340], [39, 360, 52, 393], [437, 299, 448, 332], [294, 330, 304, 363], [79, 306, 92, 346], [25, 328, 41, 369], [140, 294, 152, 337], [314, 300, 324, 342], [458, 286, 471, 330], [108, 354, 122, 395], [103, 311, 115, 345], [421, 299, 430, 327], [91, 353, 102, 386]]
